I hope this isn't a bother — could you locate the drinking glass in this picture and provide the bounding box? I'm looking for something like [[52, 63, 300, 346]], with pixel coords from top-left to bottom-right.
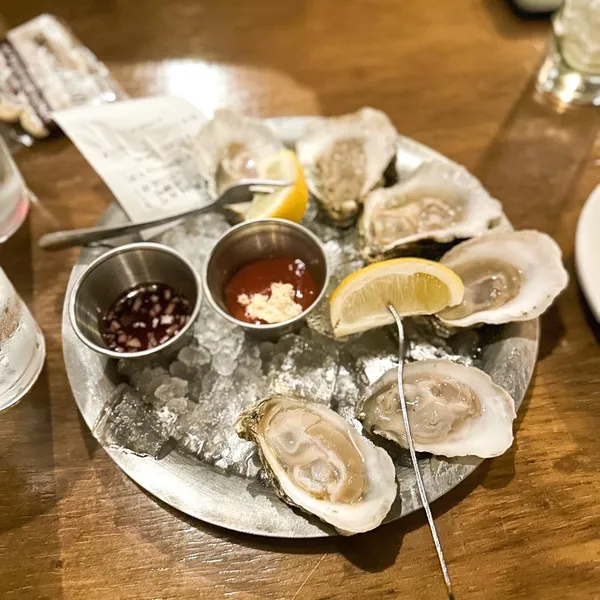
[[0, 267, 45, 411], [0, 137, 30, 243], [536, 0, 600, 106]]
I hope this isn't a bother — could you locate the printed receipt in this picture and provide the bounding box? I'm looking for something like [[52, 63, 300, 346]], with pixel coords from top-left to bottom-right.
[[54, 96, 209, 237]]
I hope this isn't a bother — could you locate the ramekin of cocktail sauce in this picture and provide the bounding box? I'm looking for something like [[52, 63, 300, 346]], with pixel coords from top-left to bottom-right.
[[69, 242, 201, 359], [203, 219, 329, 340]]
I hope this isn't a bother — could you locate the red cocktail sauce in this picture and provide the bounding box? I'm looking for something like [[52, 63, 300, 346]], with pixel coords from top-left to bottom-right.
[[225, 256, 318, 324]]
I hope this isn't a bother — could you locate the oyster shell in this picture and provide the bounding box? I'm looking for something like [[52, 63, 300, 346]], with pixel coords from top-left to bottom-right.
[[437, 230, 568, 328], [296, 107, 397, 226], [357, 360, 516, 458], [236, 395, 397, 535], [192, 109, 283, 198], [359, 161, 504, 259]]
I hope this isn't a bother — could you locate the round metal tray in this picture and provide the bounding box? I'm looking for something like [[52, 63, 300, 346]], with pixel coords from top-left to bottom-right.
[[62, 116, 539, 538]]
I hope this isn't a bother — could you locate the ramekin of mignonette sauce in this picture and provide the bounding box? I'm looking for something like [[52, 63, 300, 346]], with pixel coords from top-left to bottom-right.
[[69, 242, 202, 359], [203, 219, 329, 341]]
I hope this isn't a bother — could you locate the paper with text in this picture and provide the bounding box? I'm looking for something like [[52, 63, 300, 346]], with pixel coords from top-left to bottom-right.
[[54, 96, 209, 237]]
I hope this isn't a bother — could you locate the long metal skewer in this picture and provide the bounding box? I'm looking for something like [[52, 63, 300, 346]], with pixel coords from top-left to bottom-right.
[[388, 304, 455, 600]]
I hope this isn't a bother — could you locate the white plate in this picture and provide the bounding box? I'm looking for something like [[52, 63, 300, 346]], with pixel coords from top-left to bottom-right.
[[576, 185, 600, 321]]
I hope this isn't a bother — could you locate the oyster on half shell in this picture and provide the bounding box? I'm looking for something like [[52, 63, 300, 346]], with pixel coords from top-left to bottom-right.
[[236, 395, 397, 535], [192, 109, 283, 198], [296, 107, 398, 227], [437, 230, 569, 328], [357, 360, 517, 458], [359, 161, 504, 259]]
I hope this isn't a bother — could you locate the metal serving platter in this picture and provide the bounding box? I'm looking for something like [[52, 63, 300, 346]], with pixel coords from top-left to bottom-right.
[[62, 116, 539, 538]]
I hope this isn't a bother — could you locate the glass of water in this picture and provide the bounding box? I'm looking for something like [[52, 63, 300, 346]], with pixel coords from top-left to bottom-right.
[[536, 0, 600, 106], [0, 137, 31, 244], [0, 267, 45, 411]]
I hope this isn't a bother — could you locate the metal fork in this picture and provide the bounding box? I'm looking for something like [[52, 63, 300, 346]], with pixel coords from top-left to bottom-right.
[[38, 179, 290, 251], [388, 304, 455, 600]]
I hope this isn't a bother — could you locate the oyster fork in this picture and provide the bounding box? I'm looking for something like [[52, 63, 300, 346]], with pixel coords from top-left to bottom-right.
[[38, 179, 290, 251], [388, 304, 455, 600]]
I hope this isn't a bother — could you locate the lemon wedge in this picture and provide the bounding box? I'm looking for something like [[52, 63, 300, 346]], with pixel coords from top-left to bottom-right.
[[245, 150, 308, 223], [330, 258, 464, 338]]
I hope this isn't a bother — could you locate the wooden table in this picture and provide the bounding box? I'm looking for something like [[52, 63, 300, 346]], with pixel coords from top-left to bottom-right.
[[1, 2, 599, 598]]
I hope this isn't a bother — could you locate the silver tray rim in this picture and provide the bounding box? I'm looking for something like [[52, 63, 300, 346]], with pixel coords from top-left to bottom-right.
[[62, 115, 539, 538]]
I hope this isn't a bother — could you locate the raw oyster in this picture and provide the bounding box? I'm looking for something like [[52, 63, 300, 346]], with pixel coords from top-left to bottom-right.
[[359, 161, 504, 259], [236, 395, 397, 535], [296, 107, 397, 226], [357, 360, 516, 458], [437, 230, 568, 328], [192, 109, 283, 198]]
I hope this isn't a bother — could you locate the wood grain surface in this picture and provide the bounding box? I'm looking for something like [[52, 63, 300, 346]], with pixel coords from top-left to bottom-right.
[[1, 1, 599, 599]]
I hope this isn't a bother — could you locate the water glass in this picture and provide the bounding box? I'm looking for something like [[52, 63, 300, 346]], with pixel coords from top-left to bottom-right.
[[0, 137, 30, 244], [0, 267, 45, 411], [536, 0, 600, 106]]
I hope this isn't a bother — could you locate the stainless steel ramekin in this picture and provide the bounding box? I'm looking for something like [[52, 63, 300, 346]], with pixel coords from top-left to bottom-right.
[[69, 242, 202, 359], [203, 219, 329, 340]]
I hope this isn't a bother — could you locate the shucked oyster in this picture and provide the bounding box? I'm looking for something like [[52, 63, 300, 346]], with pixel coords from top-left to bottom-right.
[[358, 360, 516, 459], [437, 230, 568, 328], [359, 161, 504, 259], [296, 107, 397, 226], [236, 395, 397, 535], [192, 109, 283, 197]]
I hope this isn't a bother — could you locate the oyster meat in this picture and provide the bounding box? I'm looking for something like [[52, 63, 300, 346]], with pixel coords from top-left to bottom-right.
[[296, 107, 397, 226], [357, 360, 516, 458], [236, 395, 397, 535], [438, 230, 569, 328], [192, 109, 283, 198], [359, 161, 504, 259]]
